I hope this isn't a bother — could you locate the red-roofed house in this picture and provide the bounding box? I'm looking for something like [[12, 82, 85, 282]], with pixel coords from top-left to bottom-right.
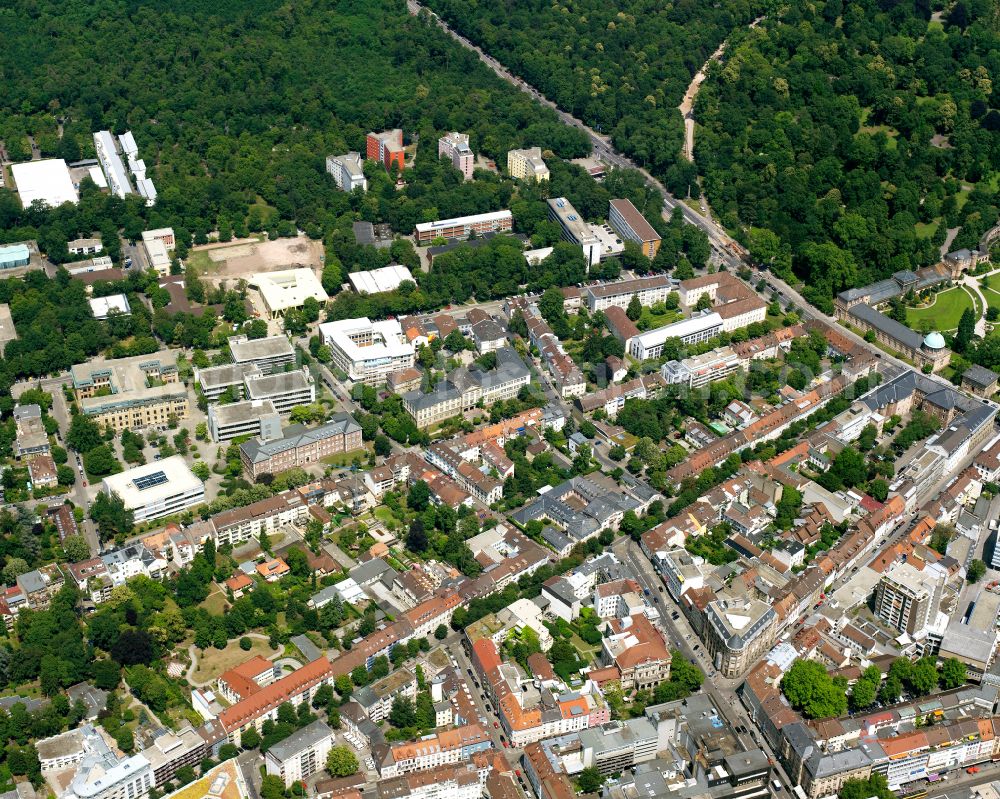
[[226, 572, 254, 598]]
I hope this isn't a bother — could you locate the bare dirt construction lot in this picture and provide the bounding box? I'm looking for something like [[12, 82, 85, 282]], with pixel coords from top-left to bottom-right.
[[188, 235, 323, 281]]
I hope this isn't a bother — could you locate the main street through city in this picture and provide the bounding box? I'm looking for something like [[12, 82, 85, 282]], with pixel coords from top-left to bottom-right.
[[612, 537, 796, 791]]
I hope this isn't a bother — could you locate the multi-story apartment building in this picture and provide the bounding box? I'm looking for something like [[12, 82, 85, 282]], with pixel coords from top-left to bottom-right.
[[206, 399, 281, 443], [507, 147, 549, 181], [506, 297, 586, 398], [367, 129, 406, 173], [438, 132, 474, 180], [430, 447, 505, 505], [16, 565, 64, 611], [101, 456, 205, 523], [42, 723, 153, 799], [194, 362, 261, 402], [240, 413, 363, 480], [547, 198, 601, 268], [265, 720, 334, 788], [653, 549, 706, 602], [228, 335, 296, 375], [93, 130, 133, 198], [13, 403, 50, 459], [375, 762, 486, 799], [218, 657, 335, 747], [217, 656, 281, 704], [326, 152, 368, 192], [319, 318, 416, 385], [472, 638, 609, 748], [703, 595, 777, 678], [209, 490, 309, 548], [374, 725, 492, 778], [608, 199, 661, 258], [661, 346, 742, 389], [874, 561, 945, 635], [71, 352, 188, 433], [593, 579, 643, 619], [601, 613, 672, 692], [585, 275, 672, 312], [403, 347, 530, 429], [414, 210, 513, 245], [244, 368, 315, 413], [140, 725, 207, 788], [354, 669, 417, 724]]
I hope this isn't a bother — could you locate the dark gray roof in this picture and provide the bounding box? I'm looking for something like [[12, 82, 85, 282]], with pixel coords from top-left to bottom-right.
[[353, 221, 375, 246], [963, 363, 999, 389], [265, 720, 332, 762], [350, 558, 398, 587], [241, 413, 361, 464], [291, 634, 322, 663], [848, 303, 925, 350]]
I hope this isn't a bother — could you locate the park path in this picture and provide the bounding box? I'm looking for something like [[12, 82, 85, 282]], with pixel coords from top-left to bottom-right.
[[679, 16, 765, 162], [960, 276, 989, 336]]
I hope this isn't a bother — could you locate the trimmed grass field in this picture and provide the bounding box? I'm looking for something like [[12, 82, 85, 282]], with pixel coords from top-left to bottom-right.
[[189, 637, 277, 683], [906, 286, 975, 331], [981, 283, 1000, 312]]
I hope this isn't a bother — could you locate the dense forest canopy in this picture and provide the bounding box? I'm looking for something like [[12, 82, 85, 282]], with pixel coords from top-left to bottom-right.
[[420, 0, 772, 192], [696, 0, 1000, 310], [0, 0, 588, 242]]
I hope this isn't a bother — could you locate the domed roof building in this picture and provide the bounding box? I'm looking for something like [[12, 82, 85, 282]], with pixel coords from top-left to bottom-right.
[[922, 331, 946, 350]]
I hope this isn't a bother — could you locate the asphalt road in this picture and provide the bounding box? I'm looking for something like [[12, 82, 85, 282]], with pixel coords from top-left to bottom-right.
[[611, 537, 795, 790], [404, 0, 745, 270], [10, 374, 101, 555]]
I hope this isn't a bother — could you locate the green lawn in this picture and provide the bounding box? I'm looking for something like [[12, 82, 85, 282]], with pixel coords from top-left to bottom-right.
[[906, 286, 975, 331], [636, 307, 682, 332], [915, 220, 939, 239], [982, 286, 1000, 311]]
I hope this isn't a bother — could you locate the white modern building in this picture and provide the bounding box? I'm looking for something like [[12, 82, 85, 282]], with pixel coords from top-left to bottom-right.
[[414, 210, 513, 245], [547, 197, 601, 268], [244, 368, 315, 413], [93, 131, 134, 198], [89, 294, 131, 320], [249, 269, 328, 319], [11, 159, 79, 207], [101, 456, 206, 522], [229, 335, 297, 374], [630, 312, 723, 360], [326, 152, 368, 192], [349, 264, 415, 295], [319, 317, 416, 385], [264, 720, 334, 788], [39, 723, 153, 799], [141, 228, 174, 276], [206, 399, 282, 443]]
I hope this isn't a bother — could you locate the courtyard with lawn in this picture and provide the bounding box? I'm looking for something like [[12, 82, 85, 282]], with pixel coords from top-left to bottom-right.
[[905, 286, 978, 332]]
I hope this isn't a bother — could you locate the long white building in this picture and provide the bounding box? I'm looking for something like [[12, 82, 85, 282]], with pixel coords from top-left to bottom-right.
[[93, 131, 133, 199], [630, 312, 723, 360], [414, 210, 512, 245], [319, 317, 416, 385], [101, 456, 205, 522]]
